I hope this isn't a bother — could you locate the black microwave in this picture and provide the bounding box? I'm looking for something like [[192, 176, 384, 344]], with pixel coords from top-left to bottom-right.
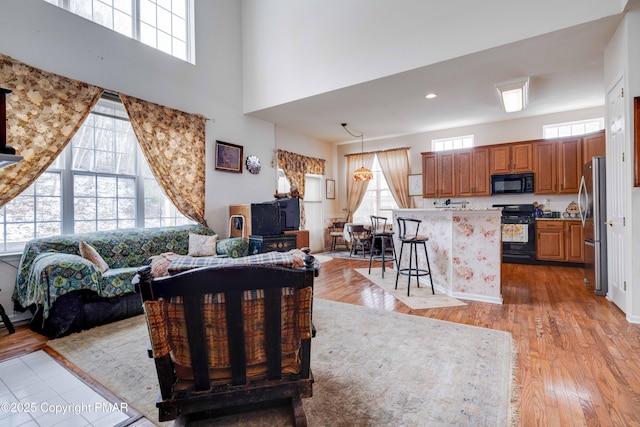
[[490, 173, 534, 194]]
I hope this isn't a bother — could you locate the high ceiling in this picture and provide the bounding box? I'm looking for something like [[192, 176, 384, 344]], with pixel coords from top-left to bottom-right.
[[246, 16, 622, 145]]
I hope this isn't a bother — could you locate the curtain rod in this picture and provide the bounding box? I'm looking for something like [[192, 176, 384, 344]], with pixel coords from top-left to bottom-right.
[[101, 89, 215, 122], [344, 146, 411, 157]]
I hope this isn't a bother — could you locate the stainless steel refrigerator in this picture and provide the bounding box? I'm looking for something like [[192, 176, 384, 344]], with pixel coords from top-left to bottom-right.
[[578, 156, 607, 295]]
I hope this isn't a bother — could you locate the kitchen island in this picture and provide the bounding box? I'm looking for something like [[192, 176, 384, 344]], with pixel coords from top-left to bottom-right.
[[392, 208, 503, 304]]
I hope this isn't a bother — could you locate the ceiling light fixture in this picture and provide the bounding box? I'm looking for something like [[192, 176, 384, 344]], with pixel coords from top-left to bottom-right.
[[341, 123, 373, 182], [496, 77, 529, 113], [425, 93, 438, 99]]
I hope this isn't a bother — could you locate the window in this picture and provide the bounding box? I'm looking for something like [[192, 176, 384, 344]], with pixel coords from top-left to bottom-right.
[[0, 97, 191, 253], [543, 118, 604, 139], [432, 135, 474, 152], [43, 0, 193, 63], [353, 156, 398, 224]]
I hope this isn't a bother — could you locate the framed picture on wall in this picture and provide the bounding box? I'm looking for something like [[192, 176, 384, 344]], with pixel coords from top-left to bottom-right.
[[408, 174, 422, 196], [326, 179, 335, 199], [215, 140, 243, 173]]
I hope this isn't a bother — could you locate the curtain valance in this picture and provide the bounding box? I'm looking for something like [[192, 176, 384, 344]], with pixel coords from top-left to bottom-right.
[[344, 146, 411, 158]]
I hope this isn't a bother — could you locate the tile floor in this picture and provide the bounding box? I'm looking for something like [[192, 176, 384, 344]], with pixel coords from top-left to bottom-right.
[[0, 350, 130, 427]]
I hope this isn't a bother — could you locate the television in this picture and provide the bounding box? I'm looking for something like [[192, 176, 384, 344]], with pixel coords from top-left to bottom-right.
[[275, 198, 300, 231]]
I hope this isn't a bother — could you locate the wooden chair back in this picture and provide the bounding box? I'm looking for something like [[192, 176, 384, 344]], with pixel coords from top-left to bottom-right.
[[136, 253, 317, 425]]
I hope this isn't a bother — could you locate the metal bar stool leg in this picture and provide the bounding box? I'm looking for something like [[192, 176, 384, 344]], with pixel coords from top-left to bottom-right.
[[395, 239, 404, 290], [422, 241, 435, 294]]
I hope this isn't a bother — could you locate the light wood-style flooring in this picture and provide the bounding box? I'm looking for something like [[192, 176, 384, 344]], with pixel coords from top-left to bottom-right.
[[1, 257, 639, 426]]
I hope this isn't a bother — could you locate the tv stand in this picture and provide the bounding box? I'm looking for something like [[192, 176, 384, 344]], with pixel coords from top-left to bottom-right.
[[249, 234, 297, 254]]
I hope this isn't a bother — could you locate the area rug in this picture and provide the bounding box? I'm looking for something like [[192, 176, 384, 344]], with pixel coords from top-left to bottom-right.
[[48, 299, 516, 426], [356, 267, 467, 310]]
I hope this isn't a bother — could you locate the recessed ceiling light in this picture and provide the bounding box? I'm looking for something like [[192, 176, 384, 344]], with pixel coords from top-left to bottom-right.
[[425, 93, 438, 99]]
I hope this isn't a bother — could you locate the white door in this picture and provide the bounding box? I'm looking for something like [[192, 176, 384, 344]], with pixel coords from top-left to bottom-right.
[[304, 175, 324, 253], [606, 76, 627, 311]]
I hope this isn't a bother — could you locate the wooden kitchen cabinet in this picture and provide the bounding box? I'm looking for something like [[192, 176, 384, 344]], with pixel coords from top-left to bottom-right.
[[421, 151, 455, 197], [533, 140, 558, 193], [557, 137, 583, 193], [582, 129, 606, 165], [534, 137, 583, 194], [536, 220, 565, 261], [536, 220, 584, 262], [565, 221, 584, 262], [438, 152, 455, 197], [489, 142, 533, 174], [456, 147, 490, 196], [422, 152, 437, 197]]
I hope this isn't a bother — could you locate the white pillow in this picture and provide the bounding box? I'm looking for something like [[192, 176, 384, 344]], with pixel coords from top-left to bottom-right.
[[188, 233, 218, 257], [79, 241, 110, 273]]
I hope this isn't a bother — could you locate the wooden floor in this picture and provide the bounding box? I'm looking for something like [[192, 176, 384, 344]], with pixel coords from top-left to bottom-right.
[[2, 257, 640, 427]]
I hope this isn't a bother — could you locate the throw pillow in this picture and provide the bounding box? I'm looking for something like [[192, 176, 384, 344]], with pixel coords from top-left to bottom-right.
[[79, 241, 110, 273], [188, 233, 218, 257]]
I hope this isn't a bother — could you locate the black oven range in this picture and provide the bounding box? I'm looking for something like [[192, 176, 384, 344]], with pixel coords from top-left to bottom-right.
[[493, 204, 537, 264]]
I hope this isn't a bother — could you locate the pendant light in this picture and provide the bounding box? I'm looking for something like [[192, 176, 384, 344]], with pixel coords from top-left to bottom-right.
[[341, 123, 373, 181]]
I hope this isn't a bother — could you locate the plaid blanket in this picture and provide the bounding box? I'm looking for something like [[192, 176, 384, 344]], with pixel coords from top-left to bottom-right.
[[167, 250, 307, 275]]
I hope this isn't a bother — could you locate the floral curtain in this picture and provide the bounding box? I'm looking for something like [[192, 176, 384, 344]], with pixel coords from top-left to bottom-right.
[[345, 152, 375, 222], [120, 94, 207, 226], [276, 149, 326, 228], [377, 147, 414, 208], [0, 53, 103, 207]]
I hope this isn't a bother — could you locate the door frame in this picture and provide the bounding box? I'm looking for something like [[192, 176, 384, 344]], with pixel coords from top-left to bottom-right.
[[604, 72, 629, 313]]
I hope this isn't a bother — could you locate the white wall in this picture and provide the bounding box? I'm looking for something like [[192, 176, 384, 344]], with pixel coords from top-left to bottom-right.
[[627, 6, 640, 322], [242, 0, 623, 113], [275, 126, 339, 218], [605, 4, 640, 322], [0, 0, 276, 321]]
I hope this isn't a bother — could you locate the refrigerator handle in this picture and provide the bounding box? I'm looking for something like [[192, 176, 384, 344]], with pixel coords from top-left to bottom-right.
[[578, 175, 587, 227]]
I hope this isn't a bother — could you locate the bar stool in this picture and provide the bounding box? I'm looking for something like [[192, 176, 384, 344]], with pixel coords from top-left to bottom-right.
[[395, 217, 434, 296], [368, 215, 395, 278]]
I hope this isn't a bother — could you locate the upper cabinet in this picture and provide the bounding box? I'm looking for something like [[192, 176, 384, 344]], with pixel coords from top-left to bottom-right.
[[534, 140, 557, 193], [422, 151, 455, 197], [456, 147, 490, 196], [582, 129, 606, 165], [420, 132, 604, 198], [422, 152, 438, 198], [534, 137, 583, 194], [489, 142, 533, 174], [557, 137, 583, 193]]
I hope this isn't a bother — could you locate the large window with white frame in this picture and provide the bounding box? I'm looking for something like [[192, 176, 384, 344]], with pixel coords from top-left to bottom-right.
[[543, 118, 604, 139], [353, 155, 399, 224], [432, 135, 474, 152], [0, 97, 192, 254], [42, 0, 193, 63]]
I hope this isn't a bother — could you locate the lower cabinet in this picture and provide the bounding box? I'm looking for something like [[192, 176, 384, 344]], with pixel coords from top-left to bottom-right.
[[536, 220, 584, 263]]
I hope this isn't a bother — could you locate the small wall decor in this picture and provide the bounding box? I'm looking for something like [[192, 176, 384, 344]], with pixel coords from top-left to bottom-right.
[[408, 174, 422, 196], [246, 155, 261, 174], [635, 96, 640, 186], [215, 140, 243, 173], [326, 179, 335, 199]]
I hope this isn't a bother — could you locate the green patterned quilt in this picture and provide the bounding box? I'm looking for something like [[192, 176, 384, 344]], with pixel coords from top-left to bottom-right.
[[12, 225, 248, 320]]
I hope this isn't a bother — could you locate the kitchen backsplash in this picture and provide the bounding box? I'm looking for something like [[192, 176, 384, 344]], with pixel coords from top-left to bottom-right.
[[420, 193, 579, 213]]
